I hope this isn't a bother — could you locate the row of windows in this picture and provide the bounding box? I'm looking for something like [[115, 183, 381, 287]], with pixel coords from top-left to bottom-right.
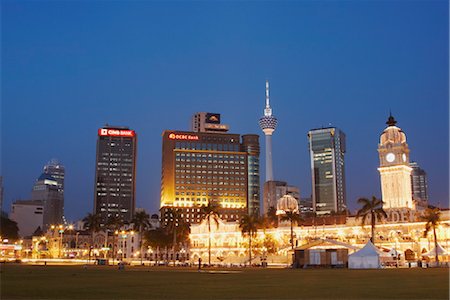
[[176, 153, 244, 160], [175, 181, 246, 186], [176, 175, 245, 180], [176, 164, 245, 170], [175, 142, 240, 151], [97, 193, 132, 197], [176, 169, 245, 176], [176, 158, 245, 164], [174, 186, 246, 192], [97, 172, 133, 177]]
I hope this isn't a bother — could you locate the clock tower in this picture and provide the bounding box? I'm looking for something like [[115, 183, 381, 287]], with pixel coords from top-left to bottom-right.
[[377, 114, 414, 209]]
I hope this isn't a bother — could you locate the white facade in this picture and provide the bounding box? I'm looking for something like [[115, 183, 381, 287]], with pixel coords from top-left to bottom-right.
[[10, 200, 44, 237], [378, 116, 413, 209]]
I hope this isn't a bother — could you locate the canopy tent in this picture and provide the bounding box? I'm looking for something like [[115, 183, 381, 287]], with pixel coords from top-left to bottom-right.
[[348, 241, 382, 269], [422, 243, 449, 257]]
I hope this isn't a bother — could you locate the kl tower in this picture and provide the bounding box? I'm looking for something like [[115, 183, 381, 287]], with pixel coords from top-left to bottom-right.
[[259, 80, 278, 213]]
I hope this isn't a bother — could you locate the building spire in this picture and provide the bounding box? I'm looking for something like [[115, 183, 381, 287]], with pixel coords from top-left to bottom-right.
[[264, 80, 272, 116], [386, 111, 397, 127]]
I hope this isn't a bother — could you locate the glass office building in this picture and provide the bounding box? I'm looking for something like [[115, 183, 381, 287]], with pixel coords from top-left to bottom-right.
[[308, 127, 346, 215]]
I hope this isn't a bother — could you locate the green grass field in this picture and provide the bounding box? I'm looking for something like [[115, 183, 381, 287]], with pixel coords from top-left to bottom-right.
[[1, 264, 448, 299]]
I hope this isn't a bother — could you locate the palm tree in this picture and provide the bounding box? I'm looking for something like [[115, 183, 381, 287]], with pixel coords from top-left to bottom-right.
[[356, 196, 387, 243], [165, 208, 182, 266], [239, 214, 261, 266], [267, 206, 278, 228], [280, 211, 303, 249], [82, 212, 102, 261], [422, 208, 442, 264], [200, 201, 221, 265], [106, 215, 124, 263], [132, 210, 151, 265]]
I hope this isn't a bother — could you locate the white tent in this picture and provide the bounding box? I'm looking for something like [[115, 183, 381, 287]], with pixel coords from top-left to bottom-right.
[[348, 241, 382, 269], [423, 243, 449, 257]]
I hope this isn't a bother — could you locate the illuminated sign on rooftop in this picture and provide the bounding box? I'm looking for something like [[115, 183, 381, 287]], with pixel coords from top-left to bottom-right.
[[168, 133, 199, 140], [98, 128, 135, 137]]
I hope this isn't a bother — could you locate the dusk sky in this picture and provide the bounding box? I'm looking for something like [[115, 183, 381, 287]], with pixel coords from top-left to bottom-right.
[[2, 1, 448, 222]]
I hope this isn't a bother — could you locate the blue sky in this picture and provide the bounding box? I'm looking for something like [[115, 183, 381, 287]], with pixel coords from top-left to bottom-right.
[[2, 1, 448, 221]]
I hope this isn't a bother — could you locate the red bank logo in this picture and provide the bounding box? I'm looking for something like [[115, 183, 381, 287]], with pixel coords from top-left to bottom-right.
[[168, 133, 199, 140], [98, 129, 135, 137]]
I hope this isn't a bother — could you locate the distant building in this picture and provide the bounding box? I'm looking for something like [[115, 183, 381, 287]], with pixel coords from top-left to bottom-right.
[[299, 196, 314, 215], [43, 159, 65, 195], [191, 112, 230, 133], [10, 200, 44, 237], [94, 126, 137, 225], [308, 127, 347, 215], [263, 180, 299, 214], [31, 173, 64, 229], [410, 162, 429, 204]]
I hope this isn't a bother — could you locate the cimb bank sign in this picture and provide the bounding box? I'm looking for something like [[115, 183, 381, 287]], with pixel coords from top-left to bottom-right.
[[98, 128, 136, 137]]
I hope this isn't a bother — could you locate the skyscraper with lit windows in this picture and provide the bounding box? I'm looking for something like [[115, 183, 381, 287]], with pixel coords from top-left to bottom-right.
[[94, 126, 137, 225], [160, 115, 260, 224], [308, 127, 346, 215]]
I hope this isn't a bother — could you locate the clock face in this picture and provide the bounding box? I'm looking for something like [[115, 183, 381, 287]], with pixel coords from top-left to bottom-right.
[[402, 153, 406, 162], [386, 153, 395, 163]]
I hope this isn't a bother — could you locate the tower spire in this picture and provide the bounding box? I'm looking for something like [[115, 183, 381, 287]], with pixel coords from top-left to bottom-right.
[[264, 80, 272, 116]]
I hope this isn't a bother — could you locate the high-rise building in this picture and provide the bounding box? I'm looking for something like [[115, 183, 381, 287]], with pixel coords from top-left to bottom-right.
[[31, 173, 64, 228], [191, 112, 230, 133], [308, 127, 347, 215], [44, 159, 65, 195], [94, 126, 137, 225], [410, 162, 429, 204], [241, 134, 260, 215], [160, 125, 260, 224], [263, 180, 299, 213], [378, 115, 413, 209]]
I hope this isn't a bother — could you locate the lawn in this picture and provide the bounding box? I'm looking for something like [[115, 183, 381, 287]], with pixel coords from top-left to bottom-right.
[[1, 264, 448, 299]]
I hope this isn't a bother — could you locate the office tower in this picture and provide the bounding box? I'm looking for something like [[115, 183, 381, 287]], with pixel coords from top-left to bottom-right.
[[241, 134, 260, 215], [160, 125, 260, 224], [410, 162, 429, 204], [31, 173, 64, 228], [378, 115, 413, 209], [10, 200, 44, 237], [308, 127, 347, 215], [191, 112, 230, 133], [44, 159, 65, 195], [263, 180, 299, 214], [259, 81, 278, 182], [94, 126, 137, 225]]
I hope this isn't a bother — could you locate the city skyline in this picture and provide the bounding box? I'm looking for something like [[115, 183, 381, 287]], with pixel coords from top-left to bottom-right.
[[2, 1, 448, 221]]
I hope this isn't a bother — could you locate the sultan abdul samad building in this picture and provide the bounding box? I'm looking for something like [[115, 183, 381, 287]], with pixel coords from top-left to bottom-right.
[[188, 114, 449, 265]]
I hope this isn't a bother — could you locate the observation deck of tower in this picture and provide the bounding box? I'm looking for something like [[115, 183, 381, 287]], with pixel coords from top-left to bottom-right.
[[258, 80, 278, 182]]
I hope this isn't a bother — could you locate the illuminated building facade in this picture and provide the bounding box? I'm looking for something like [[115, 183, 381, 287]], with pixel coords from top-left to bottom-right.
[[160, 129, 259, 223], [94, 126, 137, 225], [378, 115, 413, 209], [410, 162, 429, 205], [308, 127, 347, 215], [189, 209, 450, 265]]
